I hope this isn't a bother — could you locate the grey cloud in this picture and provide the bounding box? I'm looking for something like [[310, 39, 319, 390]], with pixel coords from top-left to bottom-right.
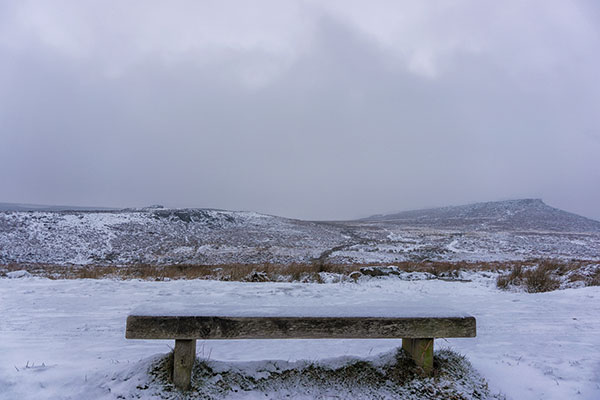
[[0, 1, 599, 220]]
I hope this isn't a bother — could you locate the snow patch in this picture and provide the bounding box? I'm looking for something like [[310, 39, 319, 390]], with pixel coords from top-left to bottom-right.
[[5, 270, 31, 279]]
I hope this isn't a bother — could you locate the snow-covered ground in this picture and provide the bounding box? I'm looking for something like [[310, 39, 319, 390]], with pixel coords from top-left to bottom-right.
[[2, 204, 599, 266], [1, 274, 599, 399]]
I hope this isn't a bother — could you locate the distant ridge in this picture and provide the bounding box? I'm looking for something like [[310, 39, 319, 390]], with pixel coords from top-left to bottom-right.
[[361, 199, 600, 232], [1, 198, 599, 265], [2, 199, 598, 232], [0, 202, 118, 212]]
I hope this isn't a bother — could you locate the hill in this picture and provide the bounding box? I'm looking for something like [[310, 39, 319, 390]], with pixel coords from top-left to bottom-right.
[[0, 200, 598, 266], [361, 199, 600, 232]]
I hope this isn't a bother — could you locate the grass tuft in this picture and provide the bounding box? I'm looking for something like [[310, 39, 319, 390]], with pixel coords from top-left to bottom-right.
[[145, 347, 504, 400], [495, 260, 597, 293], [523, 263, 561, 293]]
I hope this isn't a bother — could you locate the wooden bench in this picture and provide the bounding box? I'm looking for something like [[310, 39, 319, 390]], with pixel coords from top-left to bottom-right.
[[126, 307, 476, 390]]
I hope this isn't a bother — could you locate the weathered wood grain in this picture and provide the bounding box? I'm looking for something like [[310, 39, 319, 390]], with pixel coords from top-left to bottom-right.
[[126, 315, 476, 340], [402, 338, 434, 374], [173, 339, 196, 391]]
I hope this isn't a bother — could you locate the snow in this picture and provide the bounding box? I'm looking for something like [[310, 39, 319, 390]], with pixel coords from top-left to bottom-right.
[[0, 209, 344, 265], [1, 275, 599, 399], [2, 207, 599, 266], [5, 270, 31, 278], [130, 303, 470, 318]]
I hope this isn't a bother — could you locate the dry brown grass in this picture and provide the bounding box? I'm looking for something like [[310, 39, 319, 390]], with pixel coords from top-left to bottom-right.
[[1, 259, 597, 288], [0, 262, 361, 282], [590, 269, 600, 286], [496, 265, 523, 289], [522, 263, 561, 293], [495, 259, 597, 293]]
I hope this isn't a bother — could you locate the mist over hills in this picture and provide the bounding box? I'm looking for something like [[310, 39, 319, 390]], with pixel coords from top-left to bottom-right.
[[0, 199, 598, 266]]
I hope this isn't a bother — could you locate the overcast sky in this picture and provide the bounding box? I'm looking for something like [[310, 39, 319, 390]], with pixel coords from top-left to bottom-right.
[[1, 1, 599, 220]]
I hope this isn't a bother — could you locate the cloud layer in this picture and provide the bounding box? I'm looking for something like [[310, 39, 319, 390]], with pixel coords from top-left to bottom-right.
[[1, 0, 599, 220]]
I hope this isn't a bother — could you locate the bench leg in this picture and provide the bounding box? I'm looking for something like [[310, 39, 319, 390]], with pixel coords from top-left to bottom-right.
[[173, 339, 196, 390], [402, 338, 433, 375]]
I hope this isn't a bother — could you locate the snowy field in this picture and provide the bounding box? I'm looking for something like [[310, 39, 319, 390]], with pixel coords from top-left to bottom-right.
[[0, 274, 599, 399], [3, 205, 599, 266]]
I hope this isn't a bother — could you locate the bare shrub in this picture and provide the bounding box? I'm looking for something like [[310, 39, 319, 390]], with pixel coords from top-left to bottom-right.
[[589, 268, 600, 286], [496, 275, 510, 290], [496, 265, 523, 290], [568, 273, 586, 283], [523, 264, 560, 293]]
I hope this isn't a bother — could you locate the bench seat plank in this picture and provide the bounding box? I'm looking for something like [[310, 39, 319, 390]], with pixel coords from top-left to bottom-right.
[[126, 315, 476, 340]]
